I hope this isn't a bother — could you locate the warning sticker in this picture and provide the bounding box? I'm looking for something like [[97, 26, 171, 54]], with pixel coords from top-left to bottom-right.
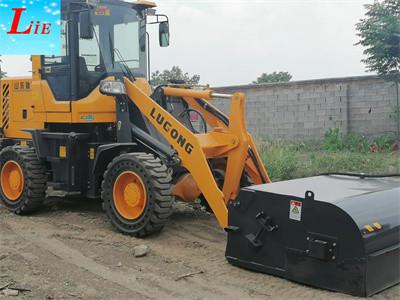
[[95, 6, 111, 16], [289, 200, 302, 221]]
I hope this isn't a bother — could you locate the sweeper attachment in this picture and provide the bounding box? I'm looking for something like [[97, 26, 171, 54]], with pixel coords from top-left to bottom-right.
[[225, 174, 400, 297]]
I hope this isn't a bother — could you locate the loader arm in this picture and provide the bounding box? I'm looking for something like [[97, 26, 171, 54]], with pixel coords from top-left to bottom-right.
[[124, 78, 270, 228]]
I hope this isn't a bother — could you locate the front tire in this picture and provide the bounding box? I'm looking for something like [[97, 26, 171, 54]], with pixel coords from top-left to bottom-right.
[[101, 153, 173, 237], [0, 145, 47, 214]]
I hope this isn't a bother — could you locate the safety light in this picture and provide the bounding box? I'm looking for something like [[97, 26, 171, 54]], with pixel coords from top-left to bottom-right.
[[99, 80, 127, 96]]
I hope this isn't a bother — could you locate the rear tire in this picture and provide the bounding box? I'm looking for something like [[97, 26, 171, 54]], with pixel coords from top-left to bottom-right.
[[101, 153, 173, 237], [0, 145, 47, 214]]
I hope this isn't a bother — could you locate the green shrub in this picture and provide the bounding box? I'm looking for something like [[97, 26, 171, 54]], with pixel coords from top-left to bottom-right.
[[258, 140, 299, 180], [342, 133, 370, 153], [257, 136, 398, 182], [323, 128, 392, 153], [323, 128, 343, 151], [373, 134, 396, 151]]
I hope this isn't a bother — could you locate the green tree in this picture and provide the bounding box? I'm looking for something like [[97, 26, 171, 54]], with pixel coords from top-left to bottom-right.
[[356, 0, 400, 140], [252, 72, 292, 84], [151, 66, 200, 86], [356, 0, 400, 77]]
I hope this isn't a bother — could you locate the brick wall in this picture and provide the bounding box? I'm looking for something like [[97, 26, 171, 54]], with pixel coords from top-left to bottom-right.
[[213, 75, 397, 140]]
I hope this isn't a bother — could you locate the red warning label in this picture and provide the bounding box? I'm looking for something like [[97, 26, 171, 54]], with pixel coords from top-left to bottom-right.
[[289, 200, 302, 221]]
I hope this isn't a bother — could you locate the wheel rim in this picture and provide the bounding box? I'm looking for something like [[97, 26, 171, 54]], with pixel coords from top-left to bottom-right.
[[1, 160, 24, 201], [113, 171, 147, 220]]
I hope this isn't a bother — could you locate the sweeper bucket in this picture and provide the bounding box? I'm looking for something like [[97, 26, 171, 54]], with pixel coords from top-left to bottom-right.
[[225, 174, 400, 297]]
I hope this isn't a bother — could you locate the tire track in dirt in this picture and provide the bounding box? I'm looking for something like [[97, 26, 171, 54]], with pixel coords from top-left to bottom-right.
[[115, 218, 331, 299], [2, 203, 399, 300], [4, 218, 166, 299], [4, 217, 260, 300]]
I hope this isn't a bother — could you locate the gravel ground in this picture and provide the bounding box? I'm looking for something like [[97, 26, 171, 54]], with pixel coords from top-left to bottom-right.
[[0, 197, 399, 300]]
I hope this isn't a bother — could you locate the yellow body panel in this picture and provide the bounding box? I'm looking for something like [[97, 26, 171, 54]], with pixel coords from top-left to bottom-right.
[[1, 76, 118, 138], [0, 54, 153, 139], [1, 77, 46, 139], [0, 54, 152, 139], [71, 87, 116, 123]]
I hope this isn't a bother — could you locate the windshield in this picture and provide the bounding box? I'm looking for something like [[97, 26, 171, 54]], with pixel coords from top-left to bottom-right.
[[80, 3, 146, 78]]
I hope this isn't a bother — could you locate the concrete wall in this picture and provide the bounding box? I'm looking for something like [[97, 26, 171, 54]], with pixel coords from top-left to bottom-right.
[[213, 75, 397, 140]]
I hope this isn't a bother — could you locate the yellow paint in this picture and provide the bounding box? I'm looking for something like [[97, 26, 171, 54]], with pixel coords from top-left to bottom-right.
[[134, 78, 152, 96], [134, 0, 157, 8], [364, 225, 374, 233], [20, 141, 28, 147], [164, 87, 212, 100], [172, 174, 201, 203], [31, 55, 42, 81], [373, 222, 382, 230], [90, 148, 95, 160], [59, 146, 67, 158]]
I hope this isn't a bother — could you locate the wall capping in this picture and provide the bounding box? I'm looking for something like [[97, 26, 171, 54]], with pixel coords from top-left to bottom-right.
[[213, 75, 383, 91]]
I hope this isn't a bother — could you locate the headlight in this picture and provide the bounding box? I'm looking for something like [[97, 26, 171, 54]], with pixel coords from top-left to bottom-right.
[[99, 80, 127, 96]]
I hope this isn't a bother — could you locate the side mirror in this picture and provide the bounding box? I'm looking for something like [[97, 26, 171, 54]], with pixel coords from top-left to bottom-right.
[[159, 21, 170, 47], [79, 10, 93, 39]]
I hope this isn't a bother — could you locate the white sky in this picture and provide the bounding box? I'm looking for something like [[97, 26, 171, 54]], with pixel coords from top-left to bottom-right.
[[0, 0, 373, 86]]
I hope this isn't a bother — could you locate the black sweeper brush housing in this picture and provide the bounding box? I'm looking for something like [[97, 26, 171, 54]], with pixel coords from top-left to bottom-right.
[[225, 174, 400, 297]]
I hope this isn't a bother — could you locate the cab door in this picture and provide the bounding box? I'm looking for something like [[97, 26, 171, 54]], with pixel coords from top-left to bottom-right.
[[42, 18, 71, 104], [41, 55, 71, 102], [35, 19, 71, 119]]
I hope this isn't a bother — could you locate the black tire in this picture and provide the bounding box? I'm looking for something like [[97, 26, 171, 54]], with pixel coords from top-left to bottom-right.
[[101, 152, 173, 237], [0, 145, 47, 214]]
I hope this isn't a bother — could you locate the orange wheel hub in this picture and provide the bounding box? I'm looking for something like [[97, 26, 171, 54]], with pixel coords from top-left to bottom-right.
[[113, 171, 147, 220], [1, 160, 24, 201]]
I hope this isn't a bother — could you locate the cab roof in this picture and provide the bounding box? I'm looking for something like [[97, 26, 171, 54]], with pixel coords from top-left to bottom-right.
[[61, 0, 156, 11]]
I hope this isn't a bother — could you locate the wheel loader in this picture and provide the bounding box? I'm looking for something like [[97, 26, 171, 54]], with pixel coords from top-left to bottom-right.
[[0, 0, 399, 297]]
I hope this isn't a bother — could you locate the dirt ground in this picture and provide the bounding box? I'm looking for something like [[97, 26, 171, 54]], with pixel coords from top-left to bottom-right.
[[0, 196, 399, 300]]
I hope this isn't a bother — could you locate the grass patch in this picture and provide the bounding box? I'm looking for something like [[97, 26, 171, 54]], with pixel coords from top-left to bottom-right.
[[257, 138, 399, 181]]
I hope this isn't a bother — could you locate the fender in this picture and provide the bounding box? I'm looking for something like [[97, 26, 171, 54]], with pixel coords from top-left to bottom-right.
[[92, 143, 137, 175]]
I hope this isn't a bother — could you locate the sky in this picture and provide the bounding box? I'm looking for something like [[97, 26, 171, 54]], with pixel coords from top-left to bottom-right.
[[0, 0, 374, 86], [0, 0, 61, 55]]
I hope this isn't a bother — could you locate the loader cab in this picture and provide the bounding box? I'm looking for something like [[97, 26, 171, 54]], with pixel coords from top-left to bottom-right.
[[42, 0, 162, 101]]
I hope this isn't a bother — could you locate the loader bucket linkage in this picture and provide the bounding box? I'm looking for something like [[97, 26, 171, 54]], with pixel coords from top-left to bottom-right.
[[124, 78, 270, 228]]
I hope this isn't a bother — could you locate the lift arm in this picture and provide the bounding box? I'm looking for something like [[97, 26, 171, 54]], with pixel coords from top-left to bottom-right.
[[124, 78, 270, 228]]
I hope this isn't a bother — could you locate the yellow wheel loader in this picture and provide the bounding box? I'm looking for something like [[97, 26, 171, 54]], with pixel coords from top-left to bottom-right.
[[0, 0, 399, 296]]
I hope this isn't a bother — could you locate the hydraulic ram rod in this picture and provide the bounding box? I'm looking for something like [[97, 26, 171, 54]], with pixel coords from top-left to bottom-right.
[[163, 87, 233, 100]]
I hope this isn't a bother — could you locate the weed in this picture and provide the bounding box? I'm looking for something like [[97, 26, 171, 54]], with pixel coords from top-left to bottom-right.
[[323, 128, 343, 151], [257, 136, 399, 182], [342, 133, 370, 153], [372, 134, 396, 151], [323, 128, 394, 153]]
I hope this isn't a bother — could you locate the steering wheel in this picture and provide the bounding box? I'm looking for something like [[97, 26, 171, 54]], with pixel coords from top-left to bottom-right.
[[177, 109, 208, 134], [94, 64, 106, 72]]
